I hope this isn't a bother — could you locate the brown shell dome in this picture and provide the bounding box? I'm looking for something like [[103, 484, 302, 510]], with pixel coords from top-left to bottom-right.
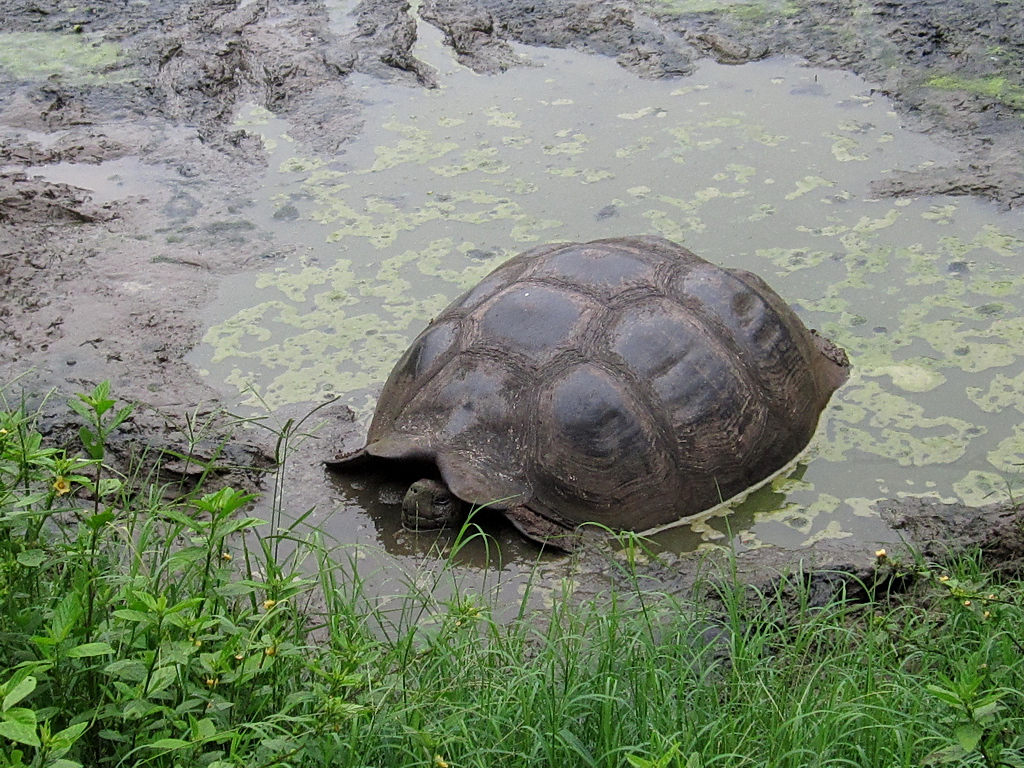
[[337, 235, 848, 533]]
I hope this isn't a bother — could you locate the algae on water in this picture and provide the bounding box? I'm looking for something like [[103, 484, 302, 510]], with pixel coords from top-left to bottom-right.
[[0, 32, 123, 83], [192, 52, 1024, 548]]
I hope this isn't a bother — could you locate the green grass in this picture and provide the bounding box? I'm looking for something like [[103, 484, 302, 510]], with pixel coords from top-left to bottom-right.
[[1, 382, 1023, 767]]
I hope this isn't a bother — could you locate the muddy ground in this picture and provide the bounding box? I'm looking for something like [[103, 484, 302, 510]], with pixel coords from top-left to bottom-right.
[[2, 0, 1023, 585]]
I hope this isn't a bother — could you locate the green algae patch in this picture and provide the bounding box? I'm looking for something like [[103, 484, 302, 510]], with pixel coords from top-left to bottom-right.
[[801, 518, 853, 547], [925, 74, 1024, 111], [820, 380, 983, 467], [430, 147, 510, 177], [743, 125, 787, 146], [542, 131, 591, 157], [368, 121, 459, 172], [715, 164, 757, 184], [968, 371, 1024, 415], [870, 364, 946, 393], [952, 470, 1017, 507], [757, 247, 831, 275], [0, 32, 123, 83], [638, 0, 799, 22], [987, 425, 1024, 475], [201, 239, 511, 410], [786, 176, 835, 200], [828, 133, 870, 162]]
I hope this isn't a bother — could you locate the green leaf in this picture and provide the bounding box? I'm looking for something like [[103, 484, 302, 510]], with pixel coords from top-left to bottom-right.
[[326, 701, 366, 717], [2, 677, 36, 711], [85, 510, 115, 531], [48, 720, 89, 751], [923, 743, 968, 766], [557, 728, 594, 763], [78, 427, 104, 461], [66, 642, 114, 658], [925, 684, 963, 707], [94, 478, 123, 498], [215, 582, 259, 598], [0, 708, 40, 747], [145, 738, 190, 750], [109, 403, 135, 431], [216, 517, 268, 537], [15, 550, 45, 567], [67, 398, 93, 421], [973, 689, 1007, 721], [47, 592, 83, 645], [10, 492, 50, 510], [103, 659, 149, 682], [112, 609, 153, 625], [955, 722, 985, 753], [165, 547, 206, 569], [193, 717, 217, 741], [145, 665, 178, 696], [973, 699, 1004, 721]]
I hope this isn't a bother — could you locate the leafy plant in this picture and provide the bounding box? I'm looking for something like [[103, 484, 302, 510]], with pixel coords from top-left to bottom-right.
[[925, 672, 1019, 767], [1, 379, 1023, 767]]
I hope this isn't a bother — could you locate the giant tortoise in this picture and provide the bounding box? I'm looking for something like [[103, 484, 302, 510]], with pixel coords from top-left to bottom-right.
[[328, 236, 849, 550]]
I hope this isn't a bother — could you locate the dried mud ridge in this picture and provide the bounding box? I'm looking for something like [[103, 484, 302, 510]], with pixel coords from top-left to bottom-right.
[[3, 0, 1024, 587]]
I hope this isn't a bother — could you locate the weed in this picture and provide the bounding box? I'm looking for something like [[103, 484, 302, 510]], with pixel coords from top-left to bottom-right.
[[1, 381, 1023, 767]]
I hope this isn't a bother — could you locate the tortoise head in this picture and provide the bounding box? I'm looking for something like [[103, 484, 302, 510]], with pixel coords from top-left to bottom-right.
[[401, 478, 469, 530]]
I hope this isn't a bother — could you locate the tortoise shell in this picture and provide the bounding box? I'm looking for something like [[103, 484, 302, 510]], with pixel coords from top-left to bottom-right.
[[340, 236, 847, 533]]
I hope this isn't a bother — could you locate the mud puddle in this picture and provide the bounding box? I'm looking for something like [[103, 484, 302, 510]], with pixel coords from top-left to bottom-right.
[[9, 158, 168, 204], [184, 29, 1024, 563], [4, 0, 1024, 597]]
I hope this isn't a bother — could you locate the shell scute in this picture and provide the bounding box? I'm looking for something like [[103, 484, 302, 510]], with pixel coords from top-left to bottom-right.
[[475, 283, 590, 364], [530, 241, 659, 299], [533, 363, 672, 529]]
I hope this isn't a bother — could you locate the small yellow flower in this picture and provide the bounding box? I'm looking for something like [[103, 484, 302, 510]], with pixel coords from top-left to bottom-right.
[[264, 645, 277, 657], [434, 756, 449, 768], [205, 677, 218, 687], [983, 611, 991, 618], [234, 653, 244, 661], [963, 600, 972, 606], [53, 476, 72, 495], [874, 549, 887, 560], [221, 552, 232, 561], [194, 639, 202, 648], [939, 575, 950, 582], [263, 599, 277, 611]]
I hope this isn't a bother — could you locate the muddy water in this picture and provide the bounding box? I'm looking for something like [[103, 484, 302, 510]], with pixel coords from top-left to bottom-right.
[[183, 14, 1024, 565]]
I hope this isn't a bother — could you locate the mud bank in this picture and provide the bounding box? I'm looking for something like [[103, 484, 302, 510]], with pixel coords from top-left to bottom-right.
[[2, 0, 1024, 586], [421, 0, 1024, 208]]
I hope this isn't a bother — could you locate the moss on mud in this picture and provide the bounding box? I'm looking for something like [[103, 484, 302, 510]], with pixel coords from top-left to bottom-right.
[[0, 32, 123, 83]]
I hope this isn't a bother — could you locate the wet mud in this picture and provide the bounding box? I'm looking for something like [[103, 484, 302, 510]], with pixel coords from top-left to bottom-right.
[[2, 0, 1024, 589]]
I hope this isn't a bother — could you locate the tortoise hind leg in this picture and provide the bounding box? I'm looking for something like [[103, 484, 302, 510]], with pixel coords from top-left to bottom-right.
[[503, 505, 582, 553]]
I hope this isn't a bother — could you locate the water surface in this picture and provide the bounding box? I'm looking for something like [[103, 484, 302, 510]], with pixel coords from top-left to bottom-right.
[[184, 18, 1024, 559]]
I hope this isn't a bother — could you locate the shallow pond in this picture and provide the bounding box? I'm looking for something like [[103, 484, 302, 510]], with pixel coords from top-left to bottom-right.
[[169, 11, 1024, 565]]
